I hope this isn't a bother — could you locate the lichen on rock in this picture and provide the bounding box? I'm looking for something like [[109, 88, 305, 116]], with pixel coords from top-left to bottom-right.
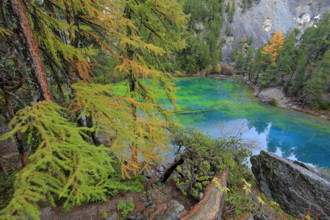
[[251, 151, 330, 219]]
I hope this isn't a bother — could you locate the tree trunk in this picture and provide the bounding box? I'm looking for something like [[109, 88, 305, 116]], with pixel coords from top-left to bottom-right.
[[124, 5, 139, 168], [256, 86, 263, 97], [160, 152, 187, 183], [9, 0, 52, 101], [1, 0, 26, 166]]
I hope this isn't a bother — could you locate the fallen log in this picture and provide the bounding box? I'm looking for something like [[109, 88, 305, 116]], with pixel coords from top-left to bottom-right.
[[182, 167, 229, 220]]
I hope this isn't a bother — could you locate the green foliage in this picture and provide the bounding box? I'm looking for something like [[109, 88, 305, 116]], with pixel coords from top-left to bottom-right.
[[225, 191, 255, 216], [235, 51, 245, 71], [228, 1, 236, 23], [102, 211, 108, 219], [226, 24, 232, 36], [103, 162, 144, 198], [0, 99, 146, 219], [247, 35, 254, 45], [277, 31, 299, 86], [0, 102, 115, 219], [72, 81, 171, 175], [0, 171, 17, 210], [117, 198, 135, 217], [171, 127, 255, 217], [225, 3, 231, 13], [245, 47, 254, 73], [301, 69, 327, 108], [1, 0, 188, 218], [175, 0, 225, 73], [231, 45, 238, 61], [241, 0, 253, 10]]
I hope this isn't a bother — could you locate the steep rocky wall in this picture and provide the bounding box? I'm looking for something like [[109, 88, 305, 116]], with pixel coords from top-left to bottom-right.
[[221, 0, 330, 61], [251, 151, 330, 219]]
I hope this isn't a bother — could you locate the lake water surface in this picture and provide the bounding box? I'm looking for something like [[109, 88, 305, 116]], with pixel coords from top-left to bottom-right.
[[165, 78, 330, 168]]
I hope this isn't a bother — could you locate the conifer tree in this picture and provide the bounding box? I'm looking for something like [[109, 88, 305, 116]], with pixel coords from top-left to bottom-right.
[[0, 0, 188, 218], [0, 101, 116, 219], [120, 0, 188, 170], [245, 46, 254, 74], [261, 30, 285, 63]]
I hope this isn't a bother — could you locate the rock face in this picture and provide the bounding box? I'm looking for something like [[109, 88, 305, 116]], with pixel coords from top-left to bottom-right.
[[256, 87, 290, 108], [251, 151, 330, 219], [221, 0, 330, 61]]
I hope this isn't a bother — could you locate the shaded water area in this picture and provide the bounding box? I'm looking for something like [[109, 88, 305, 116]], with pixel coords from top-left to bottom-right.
[[164, 78, 330, 168]]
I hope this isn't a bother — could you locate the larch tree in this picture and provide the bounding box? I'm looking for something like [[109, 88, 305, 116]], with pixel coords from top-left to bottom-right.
[[9, 0, 52, 101], [119, 0, 189, 173], [261, 29, 285, 63], [0, 0, 188, 219]]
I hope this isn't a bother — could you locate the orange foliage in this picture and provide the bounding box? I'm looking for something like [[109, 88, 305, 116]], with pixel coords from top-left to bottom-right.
[[262, 30, 285, 63]]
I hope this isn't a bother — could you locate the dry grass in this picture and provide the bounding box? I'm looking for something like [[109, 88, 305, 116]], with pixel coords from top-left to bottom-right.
[[221, 63, 233, 75]]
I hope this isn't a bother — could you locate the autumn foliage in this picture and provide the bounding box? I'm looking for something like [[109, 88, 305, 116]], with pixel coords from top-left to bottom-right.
[[0, 0, 188, 218], [262, 30, 285, 63]]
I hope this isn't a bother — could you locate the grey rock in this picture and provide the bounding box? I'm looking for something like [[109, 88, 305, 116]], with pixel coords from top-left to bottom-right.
[[155, 172, 162, 179], [157, 200, 184, 220], [156, 165, 165, 173], [142, 169, 153, 179], [125, 199, 184, 220], [251, 151, 330, 219], [106, 212, 118, 220], [139, 196, 147, 203], [246, 213, 267, 220], [253, 213, 267, 220], [199, 192, 204, 200], [171, 200, 184, 213]]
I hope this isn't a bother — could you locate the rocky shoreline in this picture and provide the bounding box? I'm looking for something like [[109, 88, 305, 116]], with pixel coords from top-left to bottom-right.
[[253, 86, 330, 121], [207, 74, 330, 121]]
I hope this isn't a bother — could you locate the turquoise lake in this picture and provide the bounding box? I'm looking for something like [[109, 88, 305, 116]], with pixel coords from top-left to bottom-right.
[[163, 78, 330, 168]]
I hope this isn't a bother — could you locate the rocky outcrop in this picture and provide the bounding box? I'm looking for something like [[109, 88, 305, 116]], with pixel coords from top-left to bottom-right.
[[125, 181, 185, 220], [251, 151, 330, 219], [255, 87, 290, 108]]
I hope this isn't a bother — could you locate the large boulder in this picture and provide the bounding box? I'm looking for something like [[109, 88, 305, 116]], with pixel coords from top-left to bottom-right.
[[251, 151, 330, 219]]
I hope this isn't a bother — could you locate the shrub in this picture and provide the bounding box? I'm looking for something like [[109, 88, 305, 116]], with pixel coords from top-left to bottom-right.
[[221, 63, 233, 75], [267, 97, 279, 106], [174, 71, 185, 77], [214, 64, 222, 74], [171, 127, 251, 202], [117, 198, 135, 217]]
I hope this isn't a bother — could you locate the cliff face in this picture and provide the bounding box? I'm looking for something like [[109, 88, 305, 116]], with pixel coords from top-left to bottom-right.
[[251, 151, 330, 219], [221, 0, 330, 61]]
